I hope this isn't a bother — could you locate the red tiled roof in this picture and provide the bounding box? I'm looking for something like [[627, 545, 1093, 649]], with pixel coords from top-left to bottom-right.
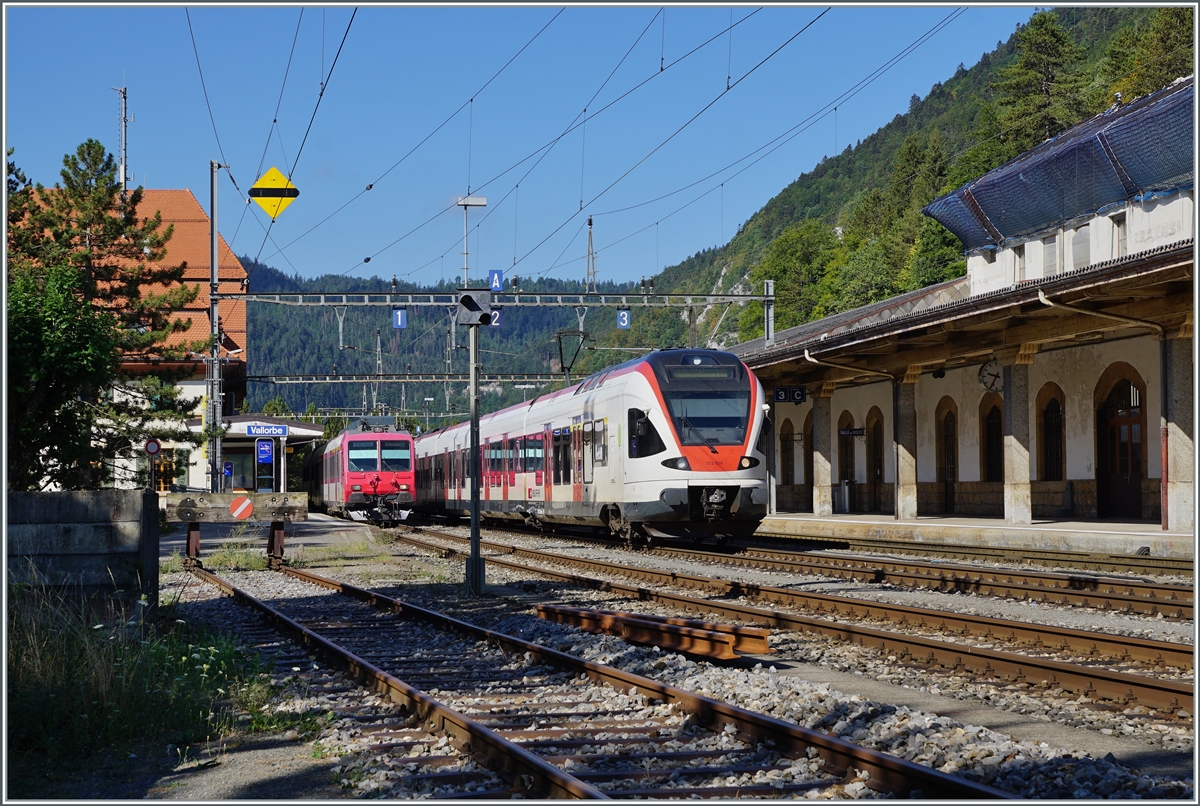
[[132, 190, 247, 359]]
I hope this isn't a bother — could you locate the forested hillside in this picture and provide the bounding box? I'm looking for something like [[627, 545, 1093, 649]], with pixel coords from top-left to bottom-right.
[[244, 6, 1191, 422]]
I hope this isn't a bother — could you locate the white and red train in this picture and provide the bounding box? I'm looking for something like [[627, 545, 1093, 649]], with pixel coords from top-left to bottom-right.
[[411, 349, 769, 545], [303, 427, 416, 524]]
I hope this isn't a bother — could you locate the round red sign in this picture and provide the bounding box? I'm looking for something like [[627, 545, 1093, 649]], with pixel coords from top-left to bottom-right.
[[144, 438, 161, 456], [229, 496, 254, 520]]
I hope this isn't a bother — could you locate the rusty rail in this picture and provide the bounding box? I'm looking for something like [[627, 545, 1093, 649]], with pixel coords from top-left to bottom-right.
[[534, 604, 771, 659], [393, 532, 1194, 713]]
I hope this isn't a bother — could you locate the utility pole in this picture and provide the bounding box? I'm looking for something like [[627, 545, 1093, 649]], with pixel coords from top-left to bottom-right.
[[455, 289, 491, 596], [207, 160, 226, 493], [586, 216, 597, 293]]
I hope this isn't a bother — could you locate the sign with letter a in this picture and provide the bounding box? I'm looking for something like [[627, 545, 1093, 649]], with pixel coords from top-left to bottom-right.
[[488, 269, 503, 291]]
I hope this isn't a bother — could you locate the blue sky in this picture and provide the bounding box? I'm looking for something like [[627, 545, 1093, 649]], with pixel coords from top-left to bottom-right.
[[5, 5, 1037, 287]]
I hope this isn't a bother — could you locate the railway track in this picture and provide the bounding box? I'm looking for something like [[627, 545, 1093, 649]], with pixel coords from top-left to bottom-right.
[[463, 522, 1191, 618], [652, 545, 1194, 619], [188, 564, 1011, 799], [750, 533, 1194, 578], [390, 529, 1194, 715]]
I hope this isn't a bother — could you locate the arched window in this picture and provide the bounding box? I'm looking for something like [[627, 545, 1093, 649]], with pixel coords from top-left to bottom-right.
[[1042, 399, 1064, 481], [780, 419, 795, 486], [935, 398, 958, 514], [1035, 382, 1067, 482], [837, 411, 856, 482], [978, 392, 1004, 484]]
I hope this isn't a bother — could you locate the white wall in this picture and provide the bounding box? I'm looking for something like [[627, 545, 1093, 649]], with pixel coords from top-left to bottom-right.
[[967, 190, 1192, 295]]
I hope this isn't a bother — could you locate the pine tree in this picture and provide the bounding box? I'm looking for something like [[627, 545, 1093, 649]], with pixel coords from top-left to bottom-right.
[[992, 11, 1087, 150], [7, 142, 203, 491], [1102, 7, 1194, 103]]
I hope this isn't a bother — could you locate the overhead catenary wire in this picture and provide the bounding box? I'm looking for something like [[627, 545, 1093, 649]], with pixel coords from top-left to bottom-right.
[[524, 8, 830, 277], [251, 8, 358, 270], [272, 8, 565, 265], [320, 8, 761, 280]]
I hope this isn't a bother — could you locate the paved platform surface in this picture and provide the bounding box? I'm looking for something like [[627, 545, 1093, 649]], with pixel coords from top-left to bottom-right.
[[759, 513, 1194, 559]]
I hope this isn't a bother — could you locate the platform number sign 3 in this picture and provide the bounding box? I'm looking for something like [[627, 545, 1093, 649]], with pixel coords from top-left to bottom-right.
[[617, 309, 631, 330]]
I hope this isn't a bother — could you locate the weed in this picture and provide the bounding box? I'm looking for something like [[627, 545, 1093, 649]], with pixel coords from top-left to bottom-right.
[[6, 577, 262, 762], [160, 550, 185, 575], [204, 540, 268, 571]]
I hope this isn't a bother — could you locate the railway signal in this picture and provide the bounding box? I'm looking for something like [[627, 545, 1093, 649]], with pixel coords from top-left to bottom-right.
[[249, 167, 299, 219]]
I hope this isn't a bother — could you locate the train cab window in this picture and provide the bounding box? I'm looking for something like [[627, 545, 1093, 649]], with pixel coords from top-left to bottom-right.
[[628, 409, 666, 458], [348, 440, 378, 472], [381, 441, 411, 472]]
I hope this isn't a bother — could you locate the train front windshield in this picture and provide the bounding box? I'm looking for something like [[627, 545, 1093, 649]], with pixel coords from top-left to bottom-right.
[[663, 390, 750, 445], [660, 359, 751, 446], [381, 441, 411, 471]]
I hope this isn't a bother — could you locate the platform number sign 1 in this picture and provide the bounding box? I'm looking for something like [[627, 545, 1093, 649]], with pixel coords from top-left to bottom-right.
[[617, 309, 631, 330], [392, 308, 407, 329]]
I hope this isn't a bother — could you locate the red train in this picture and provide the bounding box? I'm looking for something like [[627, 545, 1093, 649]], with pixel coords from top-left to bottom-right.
[[303, 427, 416, 524]]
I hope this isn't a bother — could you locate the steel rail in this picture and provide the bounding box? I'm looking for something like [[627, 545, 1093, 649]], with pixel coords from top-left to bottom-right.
[[391, 532, 1194, 712], [749, 533, 1194, 577], [187, 565, 606, 799], [649, 545, 1193, 619], [276, 565, 1014, 799]]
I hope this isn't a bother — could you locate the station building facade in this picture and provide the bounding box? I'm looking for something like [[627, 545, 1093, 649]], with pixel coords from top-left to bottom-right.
[[733, 76, 1194, 532], [110, 189, 249, 491]]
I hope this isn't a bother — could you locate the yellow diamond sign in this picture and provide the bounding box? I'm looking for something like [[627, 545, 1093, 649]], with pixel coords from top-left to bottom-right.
[[249, 167, 299, 219]]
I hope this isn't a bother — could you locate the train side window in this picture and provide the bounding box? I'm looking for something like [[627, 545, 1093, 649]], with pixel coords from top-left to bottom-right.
[[527, 434, 544, 472], [628, 409, 666, 458]]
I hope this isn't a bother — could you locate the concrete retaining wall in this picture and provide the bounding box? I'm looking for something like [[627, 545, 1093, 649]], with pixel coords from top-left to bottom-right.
[[7, 490, 159, 606]]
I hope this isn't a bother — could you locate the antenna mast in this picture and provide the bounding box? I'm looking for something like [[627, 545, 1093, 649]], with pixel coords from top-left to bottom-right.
[[112, 86, 133, 197]]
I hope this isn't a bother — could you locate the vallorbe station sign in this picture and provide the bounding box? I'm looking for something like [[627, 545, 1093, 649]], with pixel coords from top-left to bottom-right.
[[247, 424, 289, 436]]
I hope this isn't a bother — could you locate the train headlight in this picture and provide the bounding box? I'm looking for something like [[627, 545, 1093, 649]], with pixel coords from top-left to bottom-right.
[[351, 484, 362, 491], [739, 456, 760, 469], [662, 457, 691, 471], [398, 484, 409, 491]]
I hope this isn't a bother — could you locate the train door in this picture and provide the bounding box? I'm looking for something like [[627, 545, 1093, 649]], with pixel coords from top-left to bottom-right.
[[482, 440, 490, 502], [582, 421, 594, 486], [442, 450, 450, 503], [501, 435, 510, 502], [543, 425, 553, 504], [572, 421, 583, 504]]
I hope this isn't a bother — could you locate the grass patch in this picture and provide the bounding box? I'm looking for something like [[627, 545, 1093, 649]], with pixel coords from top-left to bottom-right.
[[287, 537, 383, 569], [7, 580, 264, 764], [160, 549, 185, 575], [204, 540, 269, 570]]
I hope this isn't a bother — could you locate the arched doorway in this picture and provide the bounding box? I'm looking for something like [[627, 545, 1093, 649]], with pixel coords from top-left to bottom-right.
[[1099, 379, 1145, 518], [935, 396, 958, 514], [837, 411, 856, 512], [865, 408, 884, 512], [780, 419, 795, 486]]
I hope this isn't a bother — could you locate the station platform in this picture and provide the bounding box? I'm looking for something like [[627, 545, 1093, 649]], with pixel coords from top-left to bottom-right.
[[758, 512, 1195, 559]]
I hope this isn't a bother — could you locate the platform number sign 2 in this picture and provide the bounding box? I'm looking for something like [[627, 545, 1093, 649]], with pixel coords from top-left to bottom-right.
[[617, 309, 631, 330]]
